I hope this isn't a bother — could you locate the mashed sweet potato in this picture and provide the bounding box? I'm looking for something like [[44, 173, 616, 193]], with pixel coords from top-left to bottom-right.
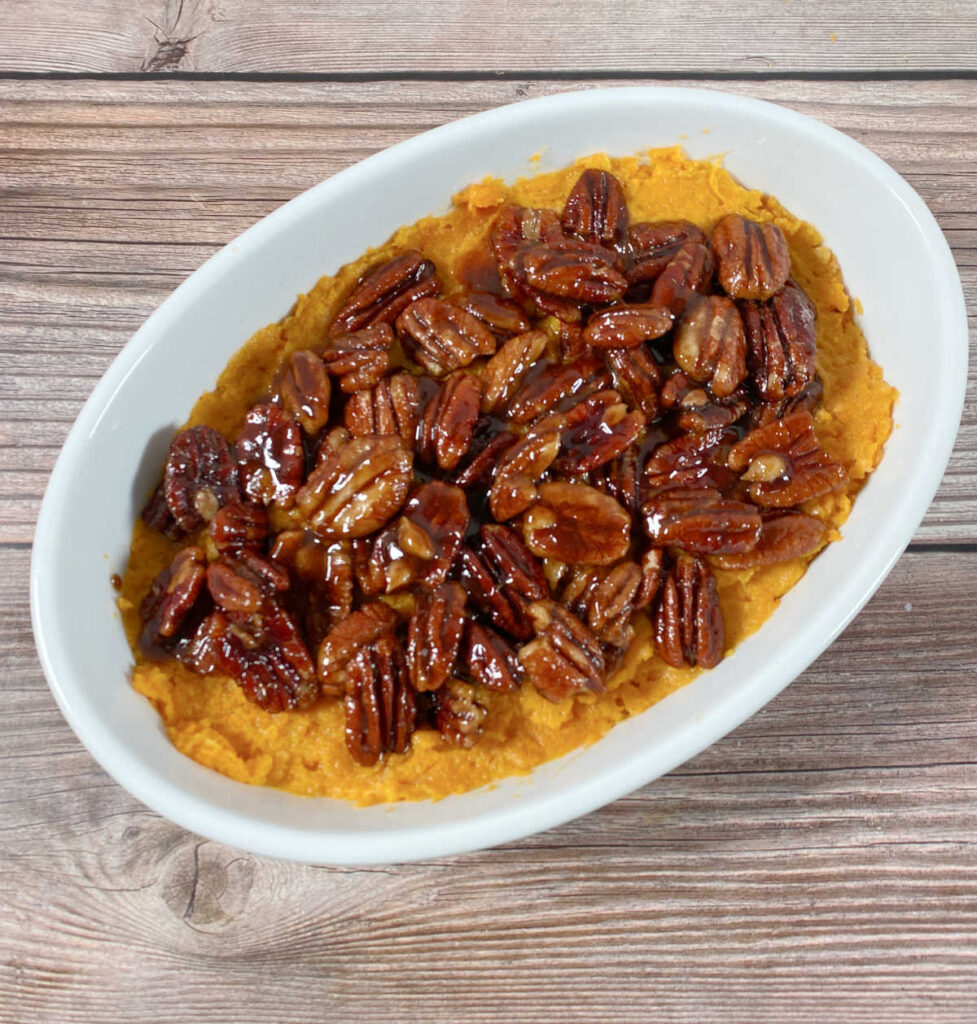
[[119, 148, 896, 805]]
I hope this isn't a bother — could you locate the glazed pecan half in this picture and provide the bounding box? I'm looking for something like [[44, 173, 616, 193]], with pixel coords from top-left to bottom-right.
[[522, 482, 631, 565], [331, 250, 438, 336], [521, 238, 628, 305], [433, 680, 487, 749], [357, 481, 471, 594], [456, 524, 548, 641], [654, 554, 724, 669], [710, 511, 826, 569], [642, 485, 762, 555], [711, 214, 790, 301], [163, 426, 241, 533], [727, 411, 848, 507], [519, 599, 606, 701], [464, 621, 524, 692], [644, 427, 739, 492], [345, 633, 417, 766], [416, 371, 483, 471], [235, 403, 305, 508], [626, 220, 708, 287], [649, 242, 714, 317], [456, 291, 532, 339], [603, 343, 662, 421], [296, 434, 412, 540], [407, 582, 467, 692], [209, 501, 270, 555], [343, 371, 420, 446], [673, 295, 748, 398], [562, 561, 642, 649], [397, 297, 497, 375], [139, 546, 207, 651], [317, 600, 399, 697], [561, 168, 630, 250], [481, 329, 549, 414], [583, 303, 673, 349], [660, 371, 749, 434], [505, 355, 609, 424], [279, 350, 331, 435], [488, 423, 561, 521], [551, 389, 644, 475], [324, 323, 394, 393], [741, 279, 818, 406]]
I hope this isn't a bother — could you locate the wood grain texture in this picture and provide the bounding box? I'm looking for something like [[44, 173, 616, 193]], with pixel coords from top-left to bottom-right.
[[1, 0, 976, 75], [0, 78, 974, 544], [2, 544, 977, 1023]]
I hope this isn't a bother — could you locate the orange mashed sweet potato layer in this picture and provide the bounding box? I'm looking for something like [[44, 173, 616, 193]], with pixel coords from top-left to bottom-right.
[[119, 148, 896, 805]]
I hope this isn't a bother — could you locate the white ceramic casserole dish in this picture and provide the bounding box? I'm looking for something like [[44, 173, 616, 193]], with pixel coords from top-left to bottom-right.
[[31, 87, 967, 864]]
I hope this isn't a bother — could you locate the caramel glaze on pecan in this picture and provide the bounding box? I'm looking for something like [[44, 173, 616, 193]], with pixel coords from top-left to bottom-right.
[[137, 168, 855, 765]]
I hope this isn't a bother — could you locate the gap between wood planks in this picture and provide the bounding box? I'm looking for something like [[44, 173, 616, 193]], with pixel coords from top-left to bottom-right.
[[1, 70, 976, 83]]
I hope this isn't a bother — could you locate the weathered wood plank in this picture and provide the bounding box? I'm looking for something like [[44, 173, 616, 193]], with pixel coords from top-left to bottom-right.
[[1, 78, 974, 543], [1, 0, 975, 75], [2, 545, 977, 1022]]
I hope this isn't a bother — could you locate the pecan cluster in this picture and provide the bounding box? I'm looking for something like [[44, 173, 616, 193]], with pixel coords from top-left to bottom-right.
[[138, 169, 848, 766]]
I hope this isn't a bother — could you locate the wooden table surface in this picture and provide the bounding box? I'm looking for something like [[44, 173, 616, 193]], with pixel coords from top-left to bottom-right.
[[2, 3, 976, 1021]]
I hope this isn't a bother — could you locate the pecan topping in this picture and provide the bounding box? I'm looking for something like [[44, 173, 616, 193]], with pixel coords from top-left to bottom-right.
[[416, 371, 483, 471], [359, 481, 470, 594], [331, 250, 438, 336], [491, 204, 570, 316], [521, 239, 628, 305], [345, 633, 416, 766], [235, 403, 305, 508], [593, 447, 642, 515], [271, 530, 354, 647], [296, 434, 412, 540], [741, 279, 817, 405], [209, 501, 270, 554], [488, 424, 561, 521], [433, 680, 487, 749], [523, 482, 631, 565], [673, 295, 747, 397], [139, 546, 207, 650], [506, 355, 609, 424], [583, 304, 673, 349], [198, 553, 319, 711], [552, 390, 644, 475], [164, 426, 240, 533], [324, 323, 394, 393], [456, 292, 532, 338], [464, 621, 524, 692], [563, 561, 642, 649], [644, 427, 739, 492], [643, 485, 762, 554], [654, 554, 724, 669], [561, 168, 629, 250], [407, 583, 467, 692], [317, 601, 399, 697], [456, 525, 547, 641], [650, 242, 714, 317], [635, 547, 664, 608], [344, 371, 420, 447], [661, 372, 749, 433], [279, 350, 331, 435], [727, 411, 848, 507], [449, 422, 518, 490], [604, 343, 662, 421], [627, 220, 708, 287], [519, 599, 606, 701], [712, 214, 790, 301], [711, 511, 826, 569], [481, 329, 549, 414], [141, 482, 181, 539], [397, 297, 497, 375]]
